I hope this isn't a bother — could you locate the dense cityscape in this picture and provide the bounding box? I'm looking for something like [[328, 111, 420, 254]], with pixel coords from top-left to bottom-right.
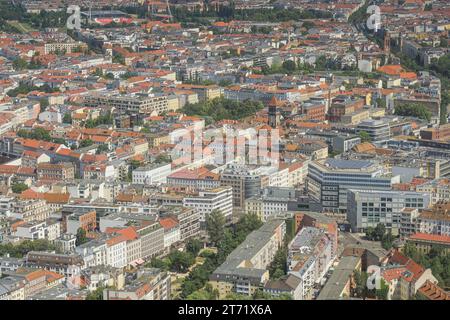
[[0, 0, 449, 302]]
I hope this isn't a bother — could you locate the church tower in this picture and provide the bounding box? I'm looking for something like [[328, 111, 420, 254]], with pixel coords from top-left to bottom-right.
[[384, 32, 390, 53]]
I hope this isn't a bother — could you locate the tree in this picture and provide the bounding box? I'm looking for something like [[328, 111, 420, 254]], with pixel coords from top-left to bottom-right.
[[86, 286, 104, 300], [186, 238, 203, 256], [381, 232, 394, 250], [105, 72, 115, 80], [76, 228, 87, 246], [353, 271, 369, 299], [375, 279, 389, 300], [13, 57, 28, 71], [11, 183, 28, 194], [79, 139, 94, 148], [394, 103, 432, 122], [182, 97, 264, 122], [268, 243, 287, 279], [39, 99, 49, 112], [206, 209, 226, 246], [186, 284, 218, 300], [154, 154, 171, 164], [282, 60, 296, 73], [96, 144, 109, 154], [63, 113, 72, 124], [0, 239, 57, 258], [365, 226, 375, 240], [148, 257, 170, 271], [374, 223, 386, 241], [168, 250, 196, 273], [359, 130, 371, 143]]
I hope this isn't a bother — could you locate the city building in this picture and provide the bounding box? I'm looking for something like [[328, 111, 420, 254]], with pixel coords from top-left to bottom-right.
[[307, 159, 400, 213], [347, 190, 431, 234], [183, 186, 233, 224], [209, 219, 286, 298]]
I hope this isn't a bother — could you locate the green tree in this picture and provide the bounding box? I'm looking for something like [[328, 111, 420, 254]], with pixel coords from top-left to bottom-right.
[[96, 144, 109, 154], [63, 113, 72, 124], [0, 239, 57, 258], [148, 257, 170, 271], [39, 99, 49, 112], [186, 238, 203, 256], [76, 228, 87, 246], [206, 209, 226, 246], [168, 250, 195, 273], [11, 183, 28, 194], [13, 57, 28, 71], [374, 223, 386, 241], [79, 139, 94, 148], [282, 60, 296, 73], [86, 286, 104, 300], [359, 130, 371, 143], [394, 103, 432, 121]]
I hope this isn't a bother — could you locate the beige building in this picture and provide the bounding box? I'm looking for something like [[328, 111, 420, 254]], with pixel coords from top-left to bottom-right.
[[85, 93, 169, 115], [44, 42, 88, 54], [12, 200, 51, 223], [36, 162, 75, 181], [416, 178, 450, 205]]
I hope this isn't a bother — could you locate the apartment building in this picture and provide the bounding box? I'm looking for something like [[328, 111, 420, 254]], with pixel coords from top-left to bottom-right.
[[287, 227, 335, 300], [245, 187, 298, 222], [54, 234, 77, 253], [167, 167, 221, 190], [418, 202, 450, 236], [14, 219, 61, 241], [26, 252, 84, 277], [135, 222, 165, 260], [106, 235, 128, 269], [82, 164, 115, 180], [420, 124, 450, 141], [132, 163, 172, 185], [182, 186, 233, 224], [406, 233, 450, 255], [75, 239, 108, 268], [209, 219, 286, 298], [0, 276, 25, 300], [36, 162, 75, 180], [103, 268, 170, 300], [356, 119, 391, 143], [11, 200, 50, 223], [84, 93, 169, 115], [307, 159, 400, 213], [177, 84, 223, 102], [66, 210, 97, 235], [347, 190, 431, 234], [399, 208, 421, 237], [416, 178, 450, 205], [44, 42, 88, 54], [220, 164, 285, 208], [159, 207, 200, 242], [159, 217, 181, 249]]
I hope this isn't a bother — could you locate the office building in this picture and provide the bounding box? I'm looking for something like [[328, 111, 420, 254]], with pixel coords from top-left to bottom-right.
[[307, 159, 400, 213]]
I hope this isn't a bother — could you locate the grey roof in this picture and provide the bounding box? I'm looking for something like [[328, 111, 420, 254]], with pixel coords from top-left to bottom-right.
[[324, 159, 373, 170], [211, 219, 285, 283], [27, 284, 86, 300], [316, 255, 361, 300]]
